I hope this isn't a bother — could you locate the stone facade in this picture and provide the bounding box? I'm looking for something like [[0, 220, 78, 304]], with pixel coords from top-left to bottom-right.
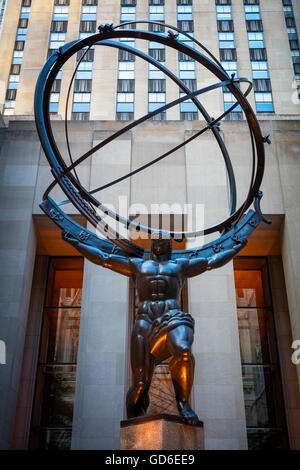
[[0, 0, 300, 452]]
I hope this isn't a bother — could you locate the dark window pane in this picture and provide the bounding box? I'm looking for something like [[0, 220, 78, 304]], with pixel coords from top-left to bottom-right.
[[117, 79, 135, 92], [181, 78, 197, 92], [220, 48, 237, 60], [149, 111, 166, 120], [178, 51, 194, 61], [6, 89, 17, 100], [121, 0, 136, 5], [289, 39, 299, 50], [177, 0, 192, 5], [80, 21, 96, 33], [286, 17, 296, 28], [51, 79, 61, 93], [149, 0, 164, 5], [74, 79, 92, 92], [149, 22, 165, 32], [250, 48, 267, 60], [218, 20, 234, 32], [246, 20, 263, 32], [10, 64, 21, 75], [149, 48, 165, 61], [15, 41, 25, 51], [225, 111, 243, 120], [18, 18, 28, 28], [77, 49, 94, 62], [118, 50, 135, 61], [148, 79, 166, 92], [71, 112, 90, 120], [177, 20, 194, 32], [253, 79, 272, 92], [51, 21, 68, 33], [180, 112, 198, 120], [82, 0, 98, 5], [116, 112, 134, 120], [54, 0, 70, 5]]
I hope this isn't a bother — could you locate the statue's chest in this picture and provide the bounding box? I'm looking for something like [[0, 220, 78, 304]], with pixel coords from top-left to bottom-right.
[[139, 260, 180, 277]]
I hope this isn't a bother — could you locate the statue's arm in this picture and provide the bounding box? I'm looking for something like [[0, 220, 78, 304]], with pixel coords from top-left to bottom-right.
[[184, 240, 247, 278], [62, 232, 135, 277], [207, 240, 247, 271]]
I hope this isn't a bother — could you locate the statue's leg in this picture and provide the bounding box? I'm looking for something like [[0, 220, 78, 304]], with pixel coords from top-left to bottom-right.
[[166, 324, 200, 425], [126, 319, 154, 419]]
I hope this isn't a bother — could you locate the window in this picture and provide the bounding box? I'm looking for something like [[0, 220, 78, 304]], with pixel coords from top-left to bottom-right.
[[149, 48, 165, 61], [72, 112, 90, 120], [217, 20, 234, 32], [29, 258, 83, 450], [253, 78, 271, 92], [117, 92, 134, 113], [148, 64, 165, 79], [49, 93, 59, 113], [121, 6, 136, 21], [75, 61, 93, 80], [249, 48, 267, 61], [177, 5, 193, 21], [255, 92, 274, 112], [216, 5, 232, 20], [74, 79, 92, 92], [79, 21, 96, 33], [245, 5, 260, 20], [220, 48, 237, 61], [49, 32, 66, 49], [177, 20, 194, 32], [234, 258, 289, 450], [248, 32, 264, 48], [149, 5, 164, 21], [83, 0, 98, 5], [251, 61, 269, 79], [81, 5, 97, 20], [246, 20, 263, 32], [219, 32, 235, 48], [73, 98, 90, 112], [148, 79, 165, 92], [51, 21, 68, 33], [117, 79, 135, 92], [118, 61, 135, 79], [53, 6, 69, 21]]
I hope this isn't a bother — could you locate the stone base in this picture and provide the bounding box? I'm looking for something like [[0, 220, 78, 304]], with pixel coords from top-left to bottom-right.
[[120, 414, 204, 450]]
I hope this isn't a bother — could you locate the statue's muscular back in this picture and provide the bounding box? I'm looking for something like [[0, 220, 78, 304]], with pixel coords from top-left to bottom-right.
[[132, 258, 187, 302]]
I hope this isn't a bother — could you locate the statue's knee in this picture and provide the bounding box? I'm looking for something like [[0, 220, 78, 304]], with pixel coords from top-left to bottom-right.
[[173, 343, 193, 362]]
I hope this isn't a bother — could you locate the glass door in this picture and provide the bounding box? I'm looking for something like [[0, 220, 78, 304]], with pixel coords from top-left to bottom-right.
[[234, 257, 289, 450], [29, 257, 83, 450]]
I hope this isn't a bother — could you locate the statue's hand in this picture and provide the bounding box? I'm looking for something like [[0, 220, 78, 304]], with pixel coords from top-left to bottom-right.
[[233, 239, 247, 251], [62, 231, 79, 245]]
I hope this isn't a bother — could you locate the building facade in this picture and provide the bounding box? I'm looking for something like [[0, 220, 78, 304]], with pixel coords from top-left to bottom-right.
[[0, 0, 300, 451]]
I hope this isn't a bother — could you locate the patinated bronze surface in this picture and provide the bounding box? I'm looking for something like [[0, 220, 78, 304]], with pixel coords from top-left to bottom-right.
[[34, 22, 270, 426], [62, 233, 246, 424]]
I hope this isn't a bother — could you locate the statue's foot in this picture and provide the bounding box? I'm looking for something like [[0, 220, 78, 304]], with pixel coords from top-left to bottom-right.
[[126, 387, 149, 419], [177, 400, 200, 425]]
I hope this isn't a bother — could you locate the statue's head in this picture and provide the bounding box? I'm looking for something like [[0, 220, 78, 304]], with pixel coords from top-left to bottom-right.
[[150, 236, 172, 260]]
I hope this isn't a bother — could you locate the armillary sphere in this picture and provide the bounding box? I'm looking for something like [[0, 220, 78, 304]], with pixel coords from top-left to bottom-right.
[[35, 21, 271, 260]]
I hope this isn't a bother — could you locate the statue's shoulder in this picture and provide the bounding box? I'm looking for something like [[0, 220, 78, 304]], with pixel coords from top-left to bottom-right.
[[130, 257, 144, 267], [173, 256, 189, 266]]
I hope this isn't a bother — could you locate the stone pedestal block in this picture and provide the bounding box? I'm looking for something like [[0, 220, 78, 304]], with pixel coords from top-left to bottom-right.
[[120, 414, 204, 450]]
